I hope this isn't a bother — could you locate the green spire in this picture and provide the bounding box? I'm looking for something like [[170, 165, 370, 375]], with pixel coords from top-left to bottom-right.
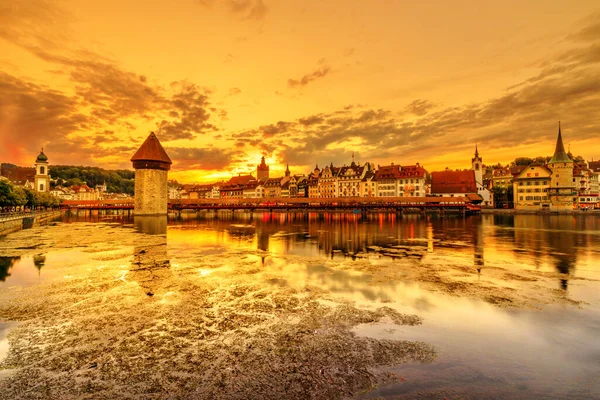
[[549, 121, 572, 164]]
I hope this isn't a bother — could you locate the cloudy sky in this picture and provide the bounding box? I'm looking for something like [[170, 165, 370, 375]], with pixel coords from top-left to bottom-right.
[[1, 0, 599, 182]]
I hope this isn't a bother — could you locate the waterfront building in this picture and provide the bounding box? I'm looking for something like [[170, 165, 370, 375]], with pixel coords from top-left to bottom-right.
[[307, 176, 320, 198], [318, 164, 340, 198], [131, 132, 173, 216], [512, 166, 552, 210], [547, 123, 575, 211], [34, 149, 50, 193], [168, 181, 182, 199], [281, 180, 290, 198], [375, 164, 402, 197], [243, 181, 263, 198], [588, 161, 600, 207], [337, 161, 369, 197], [296, 176, 308, 197], [257, 156, 269, 181], [360, 170, 376, 197], [263, 177, 283, 198], [374, 163, 427, 197], [220, 184, 244, 198], [287, 175, 307, 197], [398, 164, 427, 197], [209, 183, 223, 199], [71, 184, 99, 201], [430, 170, 479, 198], [471, 145, 491, 206], [490, 166, 526, 208]]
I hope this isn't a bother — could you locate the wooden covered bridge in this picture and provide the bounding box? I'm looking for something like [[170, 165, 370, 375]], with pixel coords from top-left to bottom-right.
[[60, 195, 481, 214]]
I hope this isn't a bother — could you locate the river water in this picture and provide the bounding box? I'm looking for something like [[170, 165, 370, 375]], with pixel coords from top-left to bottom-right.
[[1, 212, 599, 399]]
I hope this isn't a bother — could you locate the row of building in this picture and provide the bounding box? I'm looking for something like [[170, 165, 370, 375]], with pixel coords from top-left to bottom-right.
[[489, 125, 600, 210], [3, 123, 597, 211], [171, 154, 487, 203]]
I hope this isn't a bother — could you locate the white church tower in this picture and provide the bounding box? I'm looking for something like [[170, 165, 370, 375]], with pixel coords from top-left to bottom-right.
[[471, 144, 491, 205], [34, 149, 50, 193]]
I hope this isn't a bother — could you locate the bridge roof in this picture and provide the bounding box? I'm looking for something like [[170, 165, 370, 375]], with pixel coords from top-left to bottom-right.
[[131, 132, 172, 164]]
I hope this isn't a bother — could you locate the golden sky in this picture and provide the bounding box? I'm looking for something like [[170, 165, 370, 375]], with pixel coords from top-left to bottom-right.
[[1, 0, 599, 182]]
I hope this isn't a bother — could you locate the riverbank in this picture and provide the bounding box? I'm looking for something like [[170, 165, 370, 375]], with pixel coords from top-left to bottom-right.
[[481, 208, 600, 215], [0, 211, 62, 237]]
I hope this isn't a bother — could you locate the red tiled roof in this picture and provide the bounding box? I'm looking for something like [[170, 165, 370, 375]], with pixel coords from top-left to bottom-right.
[[375, 164, 427, 180], [431, 170, 477, 194], [130, 132, 172, 164], [228, 174, 255, 185]]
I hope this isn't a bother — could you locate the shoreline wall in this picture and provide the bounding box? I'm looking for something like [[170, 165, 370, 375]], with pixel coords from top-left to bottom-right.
[[0, 211, 62, 237]]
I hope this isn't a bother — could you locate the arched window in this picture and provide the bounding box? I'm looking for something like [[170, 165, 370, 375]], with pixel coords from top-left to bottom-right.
[[475, 163, 480, 171], [39, 183, 44, 191], [40, 166, 45, 174]]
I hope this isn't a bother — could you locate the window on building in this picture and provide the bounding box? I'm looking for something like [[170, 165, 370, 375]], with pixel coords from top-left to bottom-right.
[[519, 196, 524, 201], [40, 166, 45, 174], [39, 184, 44, 191]]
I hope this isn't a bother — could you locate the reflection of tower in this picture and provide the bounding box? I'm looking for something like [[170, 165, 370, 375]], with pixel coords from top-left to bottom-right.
[[34, 149, 49, 193], [33, 254, 46, 276], [256, 226, 270, 264], [131, 216, 170, 296], [547, 216, 577, 290], [473, 219, 484, 274], [257, 156, 269, 181]]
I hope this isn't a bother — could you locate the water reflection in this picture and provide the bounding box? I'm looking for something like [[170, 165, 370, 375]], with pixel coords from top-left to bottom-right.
[[131, 216, 171, 297], [167, 212, 600, 293], [0, 256, 20, 281]]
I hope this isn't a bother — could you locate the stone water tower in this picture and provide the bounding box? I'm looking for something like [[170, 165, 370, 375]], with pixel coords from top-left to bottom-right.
[[131, 132, 172, 215]]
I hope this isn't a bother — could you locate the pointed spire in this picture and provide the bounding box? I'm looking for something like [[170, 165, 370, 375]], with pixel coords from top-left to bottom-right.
[[131, 132, 172, 170], [475, 143, 479, 158], [549, 121, 572, 164]]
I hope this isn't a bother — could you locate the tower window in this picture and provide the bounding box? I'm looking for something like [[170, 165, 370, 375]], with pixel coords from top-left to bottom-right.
[[40, 166, 45, 174], [39, 184, 44, 191]]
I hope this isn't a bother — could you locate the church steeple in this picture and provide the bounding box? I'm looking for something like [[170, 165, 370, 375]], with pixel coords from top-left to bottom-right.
[[285, 164, 290, 177], [475, 143, 479, 158], [549, 121, 572, 164]]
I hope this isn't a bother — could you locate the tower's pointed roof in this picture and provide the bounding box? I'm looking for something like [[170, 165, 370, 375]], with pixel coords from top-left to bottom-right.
[[549, 122, 572, 164], [475, 143, 479, 158], [131, 132, 172, 164]]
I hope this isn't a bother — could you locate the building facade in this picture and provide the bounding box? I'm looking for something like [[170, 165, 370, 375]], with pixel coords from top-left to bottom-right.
[[512, 166, 552, 210]]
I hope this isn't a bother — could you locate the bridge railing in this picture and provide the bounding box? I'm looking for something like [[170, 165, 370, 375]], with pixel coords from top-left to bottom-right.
[[0, 211, 34, 222], [0, 210, 61, 222]]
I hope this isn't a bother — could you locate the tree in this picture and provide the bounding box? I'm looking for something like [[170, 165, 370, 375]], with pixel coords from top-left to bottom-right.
[[513, 157, 533, 166]]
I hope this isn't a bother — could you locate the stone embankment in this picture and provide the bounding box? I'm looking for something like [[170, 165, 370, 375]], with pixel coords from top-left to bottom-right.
[[0, 211, 62, 236], [481, 208, 600, 215]]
